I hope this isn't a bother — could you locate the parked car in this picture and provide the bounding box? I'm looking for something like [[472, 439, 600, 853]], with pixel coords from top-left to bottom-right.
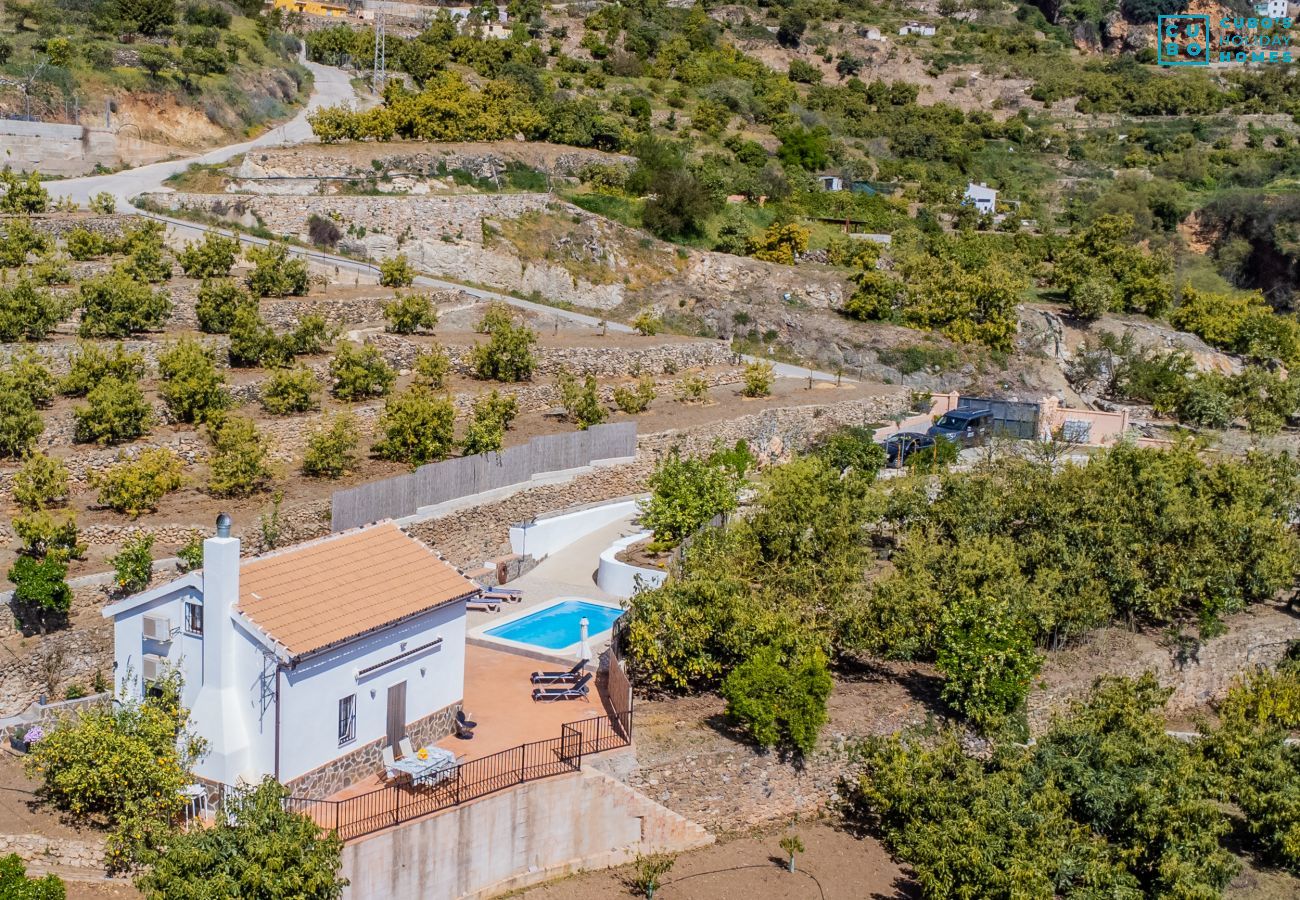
[[880, 431, 938, 468], [929, 408, 994, 446]]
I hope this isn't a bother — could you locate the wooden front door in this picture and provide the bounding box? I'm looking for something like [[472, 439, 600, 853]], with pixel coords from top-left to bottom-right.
[[386, 681, 407, 749]]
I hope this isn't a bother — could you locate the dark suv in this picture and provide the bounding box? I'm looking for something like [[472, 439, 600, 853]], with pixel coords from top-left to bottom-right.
[[880, 431, 938, 468], [928, 408, 994, 446]]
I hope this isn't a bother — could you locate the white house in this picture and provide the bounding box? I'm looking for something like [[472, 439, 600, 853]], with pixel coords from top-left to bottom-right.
[[818, 175, 844, 192], [1256, 1, 1289, 18], [899, 22, 937, 36], [964, 182, 998, 215], [102, 516, 480, 797]]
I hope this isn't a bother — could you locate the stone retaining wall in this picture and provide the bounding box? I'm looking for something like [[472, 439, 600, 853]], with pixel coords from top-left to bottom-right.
[[238, 144, 635, 181], [0, 834, 109, 873]]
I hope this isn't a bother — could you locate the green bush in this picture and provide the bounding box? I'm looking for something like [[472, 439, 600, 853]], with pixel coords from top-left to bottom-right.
[[59, 343, 146, 397], [157, 338, 229, 424], [372, 386, 456, 467], [93, 448, 185, 517], [378, 253, 416, 288], [260, 365, 320, 414], [1068, 276, 1114, 321], [245, 242, 309, 297], [72, 377, 152, 445], [461, 389, 518, 455], [13, 510, 83, 559], [283, 314, 336, 356], [741, 360, 774, 398], [675, 373, 709, 402], [721, 646, 832, 756], [7, 552, 72, 622], [382, 291, 438, 334], [632, 311, 662, 336], [0, 217, 51, 267], [177, 533, 204, 571], [90, 192, 117, 214], [65, 227, 108, 261], [329, 343, 395, 400], [0, 274, 66, 341], [206, 415, 272, 497], [470, 318, 537, 382], [177, 233, 239, 279], [121, 242, 172, 284], [1177, 372, 1236, 429], [0, 170, 49, 214], [227, 304, 282, 368], [302, 412, 360, 478], [77, 269, 172, 338], [134, 777, 346, 900], [0, 853, 66, 899], [2, 349, 53, 408], [557, 370, 607, 429], [613, 375, 656, 414], [813, 426, 886, 478], [195, 279, 256, 334], [639, 448, 745, 546], [0, 375, 43, 457], [412, 345, 452, 389], [12, 451, 71, 511], [32, 251, 72, 287], [25, 676, 205, 872], [110, 534, 155, 595]]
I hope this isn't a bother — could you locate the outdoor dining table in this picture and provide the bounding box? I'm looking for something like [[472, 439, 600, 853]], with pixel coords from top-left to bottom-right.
[[391, 746, 458, 786]]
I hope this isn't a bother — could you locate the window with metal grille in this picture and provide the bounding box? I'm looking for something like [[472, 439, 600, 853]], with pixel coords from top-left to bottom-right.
[[183, 602, 203, 636], [338, 694, 356, 746]]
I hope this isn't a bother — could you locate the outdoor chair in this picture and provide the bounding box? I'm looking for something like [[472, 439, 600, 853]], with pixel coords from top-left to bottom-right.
[[466, 596, 501, 612], [530, 660, 588, 684], [531, 672, 593, 702], [398, 737, 416, 759], [454, 709, 477, 740], [382, 745, 399, 781]]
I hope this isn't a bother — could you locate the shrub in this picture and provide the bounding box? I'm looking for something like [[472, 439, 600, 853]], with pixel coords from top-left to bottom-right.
[[412, 345, 452, 389], [905, 434, 961, 473], [378, 254, 416, 288], [195, 279, 256, 334], [89, 192, 117, 214], [1177, 373, 1236, 429], [461, 389, 518, 455], [935, 593, 1042, 732], [207, 416, 272, 497], [121, 241, 172, 284], [329, 343, 395, 400], [2, 348, 54, 407], [260, 365, 320, 414], [25, 677, 204, 872], [59, 342, 146, 397], [307, 213, 342, 249], [557, 370, 607, 429], [675, 374, 709, 402], [0, 170, 49, 214], [284, 314, 336, 356], [66, 227, 108, 261], [631, 853, 676, 899], [721, 646, 831, 756], [177, 233, 239, 279], [1068, 276, 1114, 321], [0, 853, 65, 898], [245, 242, 309, 297], [13, 510, 83, 559], [475, 302, 514, 335], [134, 777, 346, 900], [32, 251, 72, 287], [613, 374, 656, 414], [302, 413, 360, 478], [741, 360, 774, 397], [227, 304, 283, 368], [77, 269, 171, 338], [470, 319, 537, 382], [372, 386, 456, 467], [639, 448, 745, 546], [0, 274, 65, 341], [0, 376, 43, 457], [177, 533, 203, 571], [93, 448, 185, 517], [13, 452, 70, 511], [7, 553, 72, 619], [632, 311, 662, 336], [157, 338, 229, 424], [813, 426, 887, 478], [0, 217, 51, 267], [110, 534, 154, 595], [382, 292, 438, 334], [747, 221, 810, 265], [73, 378, 151, 445]]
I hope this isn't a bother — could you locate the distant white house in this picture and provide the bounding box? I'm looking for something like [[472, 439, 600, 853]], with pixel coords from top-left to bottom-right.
[[818, 175, 844, 192], [964, 182, 998, 215], [1255, 1, 1289, 18], [102, 517, 479, 795], [898, 22, 937, 36]]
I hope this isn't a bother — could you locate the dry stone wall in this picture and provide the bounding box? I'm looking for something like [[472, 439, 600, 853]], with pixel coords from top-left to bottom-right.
[[0, 834, 110, 874], [238, 143, 635, 181]]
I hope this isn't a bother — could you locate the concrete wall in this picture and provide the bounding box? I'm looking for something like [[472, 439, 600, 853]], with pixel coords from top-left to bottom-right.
[[340, 767, 712, 900], [596, 531, 666, 598], [509, 498, 640, 559], [0, 120, 174, 176]]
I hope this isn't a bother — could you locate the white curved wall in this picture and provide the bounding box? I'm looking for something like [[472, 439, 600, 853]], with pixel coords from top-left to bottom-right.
[[596, 532, 667, 599], [509, 499, 642, 559]]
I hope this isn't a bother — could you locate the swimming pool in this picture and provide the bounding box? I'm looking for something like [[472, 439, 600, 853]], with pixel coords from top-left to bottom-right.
[[484, 599, 623, 652]]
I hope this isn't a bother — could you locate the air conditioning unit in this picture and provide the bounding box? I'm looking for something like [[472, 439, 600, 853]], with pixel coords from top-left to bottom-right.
[[143, 614, 172, 643], [142, 653, 164, 683]]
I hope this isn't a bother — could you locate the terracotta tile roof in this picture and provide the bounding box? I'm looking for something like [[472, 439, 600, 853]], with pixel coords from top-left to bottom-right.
[[236, 522, 478, 658]]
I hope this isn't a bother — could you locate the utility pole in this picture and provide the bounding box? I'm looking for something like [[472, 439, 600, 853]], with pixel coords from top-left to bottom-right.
[[372, 7, 386, 96]]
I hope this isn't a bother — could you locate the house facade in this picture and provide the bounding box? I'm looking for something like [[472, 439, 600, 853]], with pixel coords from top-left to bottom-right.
[[102, 518, 480, 798], [1255, 1, 1289, 18], [964, 181, 998, 215]]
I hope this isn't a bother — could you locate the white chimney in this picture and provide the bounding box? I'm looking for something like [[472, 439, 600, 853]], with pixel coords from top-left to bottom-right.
[[201, 512, 239, 690]]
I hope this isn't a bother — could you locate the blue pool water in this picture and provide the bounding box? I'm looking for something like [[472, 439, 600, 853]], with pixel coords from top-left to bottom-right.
[[485, 600, 623, 651]]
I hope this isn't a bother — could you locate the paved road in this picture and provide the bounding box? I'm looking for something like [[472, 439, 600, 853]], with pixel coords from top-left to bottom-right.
[[42, 59, 835, 381]]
